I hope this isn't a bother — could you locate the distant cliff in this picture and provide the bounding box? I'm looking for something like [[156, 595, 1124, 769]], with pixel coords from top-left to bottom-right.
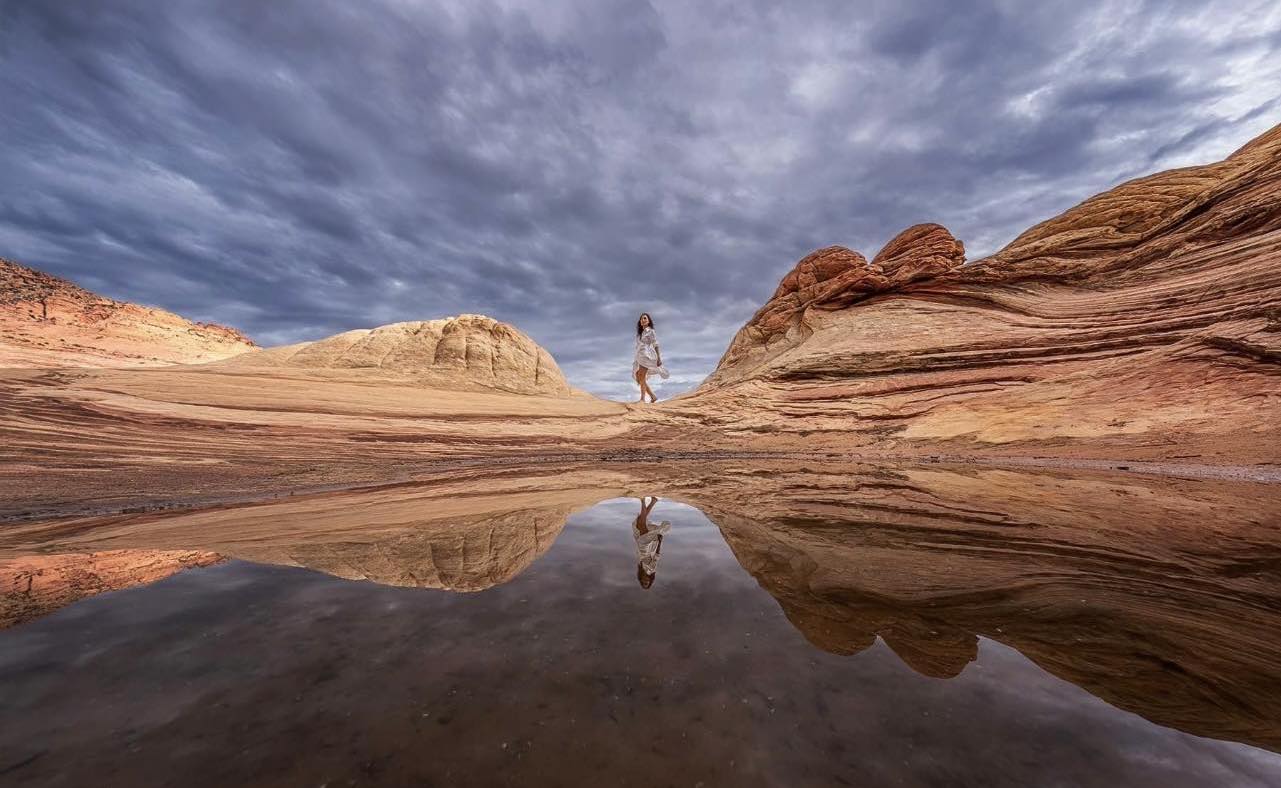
[[0, 258, 255, 367]]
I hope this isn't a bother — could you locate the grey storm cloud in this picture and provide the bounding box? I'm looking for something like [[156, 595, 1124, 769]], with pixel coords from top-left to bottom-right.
[[1, 0, 1279, 398]]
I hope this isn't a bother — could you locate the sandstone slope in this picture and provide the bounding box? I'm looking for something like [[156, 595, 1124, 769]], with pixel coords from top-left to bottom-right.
[[0, 257, 255, 367], [214, 314, 573, 396], [687, 124, 1281, 463]]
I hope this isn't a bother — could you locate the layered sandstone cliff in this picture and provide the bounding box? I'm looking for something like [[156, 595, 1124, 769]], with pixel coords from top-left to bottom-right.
[[688, 124, 1281, 463], [215, 314, 573, 396], [706, 223, 967, 385], [0, 258, 255, 367]]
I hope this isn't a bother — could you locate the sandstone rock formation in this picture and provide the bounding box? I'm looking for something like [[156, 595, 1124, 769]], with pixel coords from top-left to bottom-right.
[[706, 224, 966, 385], [0, 257, 255, 367], [688, 124, 1281, 464], [215, 314, 573, 396], [1, 126, 1279, 522], [2, 466, 635, 619], [275, 507, 570, 591]]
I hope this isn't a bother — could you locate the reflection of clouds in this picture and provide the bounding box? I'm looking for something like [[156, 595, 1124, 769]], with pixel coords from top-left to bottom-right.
[[955, 640, 1281, 785], [561, 497, 740, 593], [7, 466, 1280, 783], [6, 486, 1281, 786]]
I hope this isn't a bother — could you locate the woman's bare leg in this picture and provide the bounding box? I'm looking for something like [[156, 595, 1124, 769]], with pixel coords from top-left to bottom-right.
[[637, 368, 656, 402], [638, 368, 659, 402]]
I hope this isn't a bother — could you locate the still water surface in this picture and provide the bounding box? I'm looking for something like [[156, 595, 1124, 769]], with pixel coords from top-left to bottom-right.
[[2, 465, 1281, 787]]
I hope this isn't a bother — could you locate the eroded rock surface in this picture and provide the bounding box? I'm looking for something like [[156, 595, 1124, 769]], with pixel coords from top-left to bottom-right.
[[0, 258, 255, 367], [1, 127, 1279, 520], [215, 314, 572, 396], [693, 124, 1281, 463], [707, 224, 965, 385]]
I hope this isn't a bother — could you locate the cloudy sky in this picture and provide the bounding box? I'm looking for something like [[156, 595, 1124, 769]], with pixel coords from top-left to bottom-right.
[[2, 1, 1279, 398]]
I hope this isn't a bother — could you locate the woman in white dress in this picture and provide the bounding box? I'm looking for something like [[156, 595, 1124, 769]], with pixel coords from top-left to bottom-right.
[[633, 495, 671, 589], [633, 312, 666, 403]]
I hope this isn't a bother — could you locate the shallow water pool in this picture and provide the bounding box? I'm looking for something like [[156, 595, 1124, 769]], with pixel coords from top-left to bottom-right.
[[3, 463, 1280, 786]]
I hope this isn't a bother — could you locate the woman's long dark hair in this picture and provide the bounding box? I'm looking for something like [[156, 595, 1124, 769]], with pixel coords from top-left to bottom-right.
[[636, 312, 654, 337]]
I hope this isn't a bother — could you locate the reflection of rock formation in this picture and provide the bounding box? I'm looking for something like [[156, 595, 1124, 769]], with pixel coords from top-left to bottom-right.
[[214, 314, 573, 396], [0, 549, 223, 628], [0, 467, 625, 597], [713, 510, 979, 678], [247, 507, 573, 591], [672, 463, 1281, 751], [5, 459, 1281, 753]]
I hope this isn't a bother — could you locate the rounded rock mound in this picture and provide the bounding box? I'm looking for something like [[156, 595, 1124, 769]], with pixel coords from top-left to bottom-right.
[[705, 223, 965, 386], [215, 314, 572, 396]]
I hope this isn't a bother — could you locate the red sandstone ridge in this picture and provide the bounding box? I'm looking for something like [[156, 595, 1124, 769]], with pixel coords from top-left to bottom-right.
[[688, 123, 1281, 464], [706, 224, 965, 385], [0, 257, 255, 367]]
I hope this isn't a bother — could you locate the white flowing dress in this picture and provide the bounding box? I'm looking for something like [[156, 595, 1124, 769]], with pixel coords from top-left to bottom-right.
[[633, 519, 672, 576], [633, 327, 668, 378]]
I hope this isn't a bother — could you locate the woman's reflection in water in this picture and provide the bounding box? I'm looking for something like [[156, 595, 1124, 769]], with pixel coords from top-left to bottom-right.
[[633, 496, 672, 589]]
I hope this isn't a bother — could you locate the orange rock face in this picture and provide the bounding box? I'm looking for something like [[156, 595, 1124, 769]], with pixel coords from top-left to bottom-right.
[[0, 258, 256, 367], [693, 123, 1281, 463], [708, 224, 966, 385]]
